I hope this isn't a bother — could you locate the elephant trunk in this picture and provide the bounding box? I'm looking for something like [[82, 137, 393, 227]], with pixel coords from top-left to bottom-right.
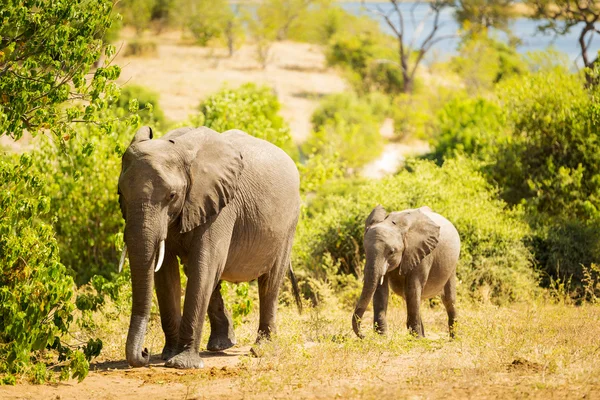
[[352, 254, 386, 339], [124, 212, 161, 367]]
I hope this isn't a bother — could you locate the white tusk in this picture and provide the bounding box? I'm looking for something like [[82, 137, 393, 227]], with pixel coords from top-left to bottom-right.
[[118, 244, 128, 273], [380, 260, 389, 285], [155, 240, 165, 272]]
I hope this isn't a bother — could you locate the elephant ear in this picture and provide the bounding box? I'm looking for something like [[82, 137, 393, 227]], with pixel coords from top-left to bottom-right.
[[130, 126, 153, 145], [400, 210, 440, 273], [177, 128, 244, 233], [365, 205, 387, 232]]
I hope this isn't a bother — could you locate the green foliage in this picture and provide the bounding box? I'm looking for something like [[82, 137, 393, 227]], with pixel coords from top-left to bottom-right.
[[258, 0, 328, 41], [30, 115, 136, 285], [529, 218, 600, 291], [297, 152, 345, 194], [0, 0, 121, 141], [286, 3, 350, 44], [431, 95, 507, 162], [0, 155, 100, 382], [115, 85, 166, 126], [326, 28, 403, 95], [311, 92, 390, 131], [454, 0, 516, 34], [294, 158, 538, 304], [195, 83, 297, 159], [492, 67, 600, 218], [119, 0, 157, 34], [175, 0, 234, 46], [433, 65, 600, 295], [450, 35, 527, 94], [221, 282, 254, 328], [304, 92, 386, 169]]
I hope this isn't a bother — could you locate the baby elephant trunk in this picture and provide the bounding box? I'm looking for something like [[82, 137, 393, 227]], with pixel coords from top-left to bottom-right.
[[352, 255, 387, 338]]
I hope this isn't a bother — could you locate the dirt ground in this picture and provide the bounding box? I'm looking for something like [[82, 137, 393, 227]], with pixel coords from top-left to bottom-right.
[[2, 304, 600, 400], [114, 29, 347, 143]]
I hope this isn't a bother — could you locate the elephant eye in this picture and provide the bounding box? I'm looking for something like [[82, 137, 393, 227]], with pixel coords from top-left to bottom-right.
[[169, 191, 176, 201], [391, 220, 396, 225]]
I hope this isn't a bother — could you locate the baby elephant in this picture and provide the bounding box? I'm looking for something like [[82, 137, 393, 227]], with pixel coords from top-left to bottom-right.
[[352, 205, 460, 339]]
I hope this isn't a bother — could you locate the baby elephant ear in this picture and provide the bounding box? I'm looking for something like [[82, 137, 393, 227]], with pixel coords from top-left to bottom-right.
[[365, 205, 387, 232], [401, 210, 440, 272], [176, 127, 244, 233]]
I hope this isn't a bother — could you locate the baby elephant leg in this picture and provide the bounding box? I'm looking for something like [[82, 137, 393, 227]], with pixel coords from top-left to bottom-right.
[[373, 275, 390, 334], [441, 274, 457, 338], [405, 277, 425, 337]]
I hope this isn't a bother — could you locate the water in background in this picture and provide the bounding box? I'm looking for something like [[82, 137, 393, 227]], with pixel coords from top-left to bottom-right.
[[340, 2, 597, 65]]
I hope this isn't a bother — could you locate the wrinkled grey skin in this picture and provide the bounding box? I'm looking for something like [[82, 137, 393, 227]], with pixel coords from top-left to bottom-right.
[[352, 205, 460, 339], [119, 126, 300, 369]]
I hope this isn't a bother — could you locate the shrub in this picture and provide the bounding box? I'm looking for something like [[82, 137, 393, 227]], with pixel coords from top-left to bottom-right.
[[492, 67, 600, 219], [115, 84, 167, 126], [450, 35, 527, 94], [304, 92, 386, 170], [118, 0, 156, 34], [174, 0, 233, 46], [31, 116, 135, 285], [431, 95, 507, 162], [0, 154, 100, 382], [297, 152, 346, 195], [286, 5, 352, 45], [311, 92, 390, 131], [529, 218, 600, 291], [326, 27, 402, 95], [294, 157, 538, 304], [194, 83, 297, 159], [124, 39, 158, 57]]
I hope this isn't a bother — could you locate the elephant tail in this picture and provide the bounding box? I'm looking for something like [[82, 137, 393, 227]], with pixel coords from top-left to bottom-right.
[[288, 264, 303, 314]]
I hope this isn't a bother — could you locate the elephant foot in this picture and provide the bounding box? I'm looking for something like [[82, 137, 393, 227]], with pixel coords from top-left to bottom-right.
[[164, 350, 204, 369], [161, 344, 178, 360], [207, 334, 236, 352]]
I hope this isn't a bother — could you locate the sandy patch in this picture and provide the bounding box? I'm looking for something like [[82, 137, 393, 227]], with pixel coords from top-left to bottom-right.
[[114, 30, 347, 142]]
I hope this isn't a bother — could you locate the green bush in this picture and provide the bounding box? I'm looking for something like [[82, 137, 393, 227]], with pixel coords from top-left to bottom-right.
[[450, 35, 527, 94], [431, 95, 507, 162], [304, 92, 386, 170], [529, 218, 600, 290], [293, 157, 538, 304], [194, 83, 297, 159], [118, 0, 157, 34], [115, 84, 167, 126], [326, 26, 402, 95], [492, 67, 600, 219], [0, 155, 100, 382], [311, 92, 390, 131], [31, 116, 135, 286], [286, 5, 353, 45], [174, 0, 233, 46]]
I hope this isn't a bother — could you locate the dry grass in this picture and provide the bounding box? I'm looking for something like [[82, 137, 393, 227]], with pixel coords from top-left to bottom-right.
[[3, 291, 599, 399]]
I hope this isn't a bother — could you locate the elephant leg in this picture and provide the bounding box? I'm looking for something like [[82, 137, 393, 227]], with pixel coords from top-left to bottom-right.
[[154, 251, 181, 360], [165, 226, 232, 369], [206, 281, 236, 352], [256, 270, 284, 342], [405, 276, 424, 337], [373, 275, 389, 335], [441, 274, 457, 338], [255, 245, 292, 343]]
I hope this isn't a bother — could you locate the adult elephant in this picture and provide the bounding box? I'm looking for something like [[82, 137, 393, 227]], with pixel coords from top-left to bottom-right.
[[352, 205, 460, 339], [118, 126, 301, 369]]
